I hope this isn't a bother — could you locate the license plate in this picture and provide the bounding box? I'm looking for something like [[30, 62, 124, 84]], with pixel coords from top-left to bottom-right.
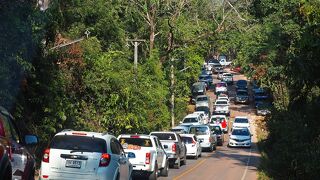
[[65, 160, 82, 168]]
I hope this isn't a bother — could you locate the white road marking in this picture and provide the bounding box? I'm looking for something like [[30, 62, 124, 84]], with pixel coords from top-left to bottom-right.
[[241, 147, 252, 180]]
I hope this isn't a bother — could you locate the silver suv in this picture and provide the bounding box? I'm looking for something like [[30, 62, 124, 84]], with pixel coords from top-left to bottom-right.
[[40, 130, 133, 180]]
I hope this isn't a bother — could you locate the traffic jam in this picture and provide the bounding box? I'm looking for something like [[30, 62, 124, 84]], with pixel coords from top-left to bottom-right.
[[0, 55, 270, 180]]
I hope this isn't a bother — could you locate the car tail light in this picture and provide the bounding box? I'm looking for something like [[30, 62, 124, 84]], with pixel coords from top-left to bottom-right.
[[99, 153, 111, 167], [145, 152, 151, 164], [42, 148, 50, 163], [42, 175, 49, 179], [72, 132, 87, 136], [172, 144, 176, 152], [130, 135, 140, 138]]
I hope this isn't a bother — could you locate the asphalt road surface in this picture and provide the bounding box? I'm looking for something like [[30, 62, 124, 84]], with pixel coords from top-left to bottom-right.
[[159, 68, 260, 180]]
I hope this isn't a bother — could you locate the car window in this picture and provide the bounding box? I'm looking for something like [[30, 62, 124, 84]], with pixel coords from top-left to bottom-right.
[[234, 118, 249, 123], [237, 91, 248, 96], [50, 135, 107, 153], [181, 136, 193, 144], [151, 133, 176, 140], [197, 97, 208, 101], [119, 137, 153, 149], [110, 138, 121, 155], [189, 126, 209, 135], [216, 101, 227, 105], [183, 117, 198, 123]]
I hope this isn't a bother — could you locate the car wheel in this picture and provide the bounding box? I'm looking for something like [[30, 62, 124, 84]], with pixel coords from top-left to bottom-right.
[[160, 160, 169, 177], [213, 144, 216, 151], [149, 163, 158, 180], [174, 157, 180, 169]]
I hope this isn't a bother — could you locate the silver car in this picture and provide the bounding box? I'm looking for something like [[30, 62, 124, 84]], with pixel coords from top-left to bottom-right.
[[40, 130, 133, 180], [188, 125, 217, 152]]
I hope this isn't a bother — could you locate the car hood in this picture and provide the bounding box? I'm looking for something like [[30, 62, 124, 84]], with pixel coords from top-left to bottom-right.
[[215, 106, 229, 111]]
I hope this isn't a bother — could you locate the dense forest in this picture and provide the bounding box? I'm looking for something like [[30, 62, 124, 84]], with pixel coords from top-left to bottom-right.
[[0, 0, 319, 179]]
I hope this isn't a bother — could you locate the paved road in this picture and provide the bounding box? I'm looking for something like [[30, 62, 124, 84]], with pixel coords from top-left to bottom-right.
[[159, 69, 260, 180]]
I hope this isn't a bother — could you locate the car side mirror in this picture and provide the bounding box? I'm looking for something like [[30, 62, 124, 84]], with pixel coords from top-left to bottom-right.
[[24, 135, 38, 145], [163, 145, 168, 149], [179, 121, 182, 124]]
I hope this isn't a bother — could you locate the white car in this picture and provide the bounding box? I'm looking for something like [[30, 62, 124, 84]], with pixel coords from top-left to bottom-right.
[[222, 73, 233, 84], [217, 96, 230, 103], [40, 130, 133, 180], [214, 99, 230, 116], [180, 134, 202, 159], [180, 114, 202, 125], [228, 127, 252, 148], [118, 134, 169, 179], [193, 111, 209, 124], [195, 95, 210, 108], [210, 115, 228, 133], [215, 82, 228, 94], [232, 116, 250, 129]]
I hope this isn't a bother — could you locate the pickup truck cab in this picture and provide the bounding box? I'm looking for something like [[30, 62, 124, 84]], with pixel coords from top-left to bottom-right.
[[0, 106, 38, 180], [150, 132, 187, 169], [214, 99, 230, 116], [118, 134, 169, 179], [180, 114, 202, 125]]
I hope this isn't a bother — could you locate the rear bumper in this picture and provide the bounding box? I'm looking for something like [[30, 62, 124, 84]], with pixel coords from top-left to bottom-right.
[[200, 141, 211, 148]]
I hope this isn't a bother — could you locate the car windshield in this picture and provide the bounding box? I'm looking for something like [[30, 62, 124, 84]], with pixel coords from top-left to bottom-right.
[[216, 83, 226, 87], [183, 117, 198, 123], [196, 107, 209, 114], [210, 126, 222, 134], [237, 91, 248, 96], [234, 118, 249, 123], [216, 101, 227, 105], [197, 97, 208, 101], [232, 129, 250, 136], [181, 136, 193, 144], [50, 135, 107, 153], [257, 103, 271, 110], [211, 117, 225, 123], [189, 127, 209, 135], [119, 138, 153, 148], [255, 92, 267, 96], [237, 80, 247, 86], [150, 133, 176, 140]]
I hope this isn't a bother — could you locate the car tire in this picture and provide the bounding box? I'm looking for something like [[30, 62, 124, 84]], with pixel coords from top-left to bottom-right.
[[174, 157, 180, 169], [213, 144, 216, 151], [149, 163, 158, 180], [194, 154, 198, 160], [160, 160, 169, 177]]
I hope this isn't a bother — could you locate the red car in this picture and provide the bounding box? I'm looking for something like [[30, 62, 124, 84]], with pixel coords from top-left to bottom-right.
[[0, 106, 38, 180], [231, 66, 242, 73]]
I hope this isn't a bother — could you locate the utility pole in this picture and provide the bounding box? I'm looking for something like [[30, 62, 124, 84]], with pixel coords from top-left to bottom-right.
[[171, 59, 175, 128], [126, 39, 145, 72]]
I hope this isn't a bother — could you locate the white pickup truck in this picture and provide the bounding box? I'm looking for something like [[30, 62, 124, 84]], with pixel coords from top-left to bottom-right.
[[150, 132, 187, 169], [118, 134, 169, 179]]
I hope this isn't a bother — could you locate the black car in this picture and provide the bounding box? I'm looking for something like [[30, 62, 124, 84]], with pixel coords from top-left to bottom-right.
[[235, 89, 249, 104], [199, 74, 213, 87], [236, 80, 248, 90], [0, 142, 11, 180]]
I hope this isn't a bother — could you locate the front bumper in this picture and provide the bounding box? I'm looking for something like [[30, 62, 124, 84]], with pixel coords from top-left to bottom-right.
[[228, 139, 251, 147]]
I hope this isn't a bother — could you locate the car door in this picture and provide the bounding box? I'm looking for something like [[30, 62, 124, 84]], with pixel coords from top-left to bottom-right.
[[176, 135, 185, 158], [0, 113, 34, 180], [113, 139, 130, 180], [155, 137, 164, 168]]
